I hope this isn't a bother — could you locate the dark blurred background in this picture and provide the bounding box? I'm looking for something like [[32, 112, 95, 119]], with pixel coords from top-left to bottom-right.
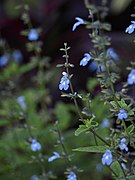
[[0, 0, 135, 92]]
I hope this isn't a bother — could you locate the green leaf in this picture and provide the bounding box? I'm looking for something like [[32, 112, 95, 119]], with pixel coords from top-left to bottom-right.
[[127, 125, 134, 134], [87, 78, 98, 91], [110, 101, 117, 109], [55, 102, 72, 130], [129, 175, 135, 180], [73, 146, 108, 153], [110, 161, 124, 178], [75, 125, 89, 136]]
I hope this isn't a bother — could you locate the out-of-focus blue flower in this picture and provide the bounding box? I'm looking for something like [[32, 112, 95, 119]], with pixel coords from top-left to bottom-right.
[[0, 54, 10, 67], [107, 48, 119, 61], [30, 175, 39, 180], [72, 17, 85, 31], [102, 150, 112, 166], [12, 50, 23, 63], [67, 171, 77, 180], [48, 152, 60, 162], [96, 163, 103, 172], [127, 69, 135, 85], [31, 139, 41, 152], [118, 109, 128, 120], [17, 96, 26, 110], [100, 119, 110, 128], [80, 53, 91, 66], [119, 138, 128, 152], [121, 163, 127, 170], [59, 72, 70, 91], [125, 21, 135, 34], [28, 29, 39, 41], [89, 60, 98, 72], [97, 64, 106, 73]]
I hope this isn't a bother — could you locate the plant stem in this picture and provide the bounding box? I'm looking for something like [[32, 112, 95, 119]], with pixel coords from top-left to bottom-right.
[[90, 129, 110, 146]]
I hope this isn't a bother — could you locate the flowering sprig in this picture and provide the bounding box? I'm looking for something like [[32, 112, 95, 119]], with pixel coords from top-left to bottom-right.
[[119, 138, 128, 152]]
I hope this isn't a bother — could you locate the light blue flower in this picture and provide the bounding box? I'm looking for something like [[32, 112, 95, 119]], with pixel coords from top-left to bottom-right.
[[30, 175, 39, 180], [102, 150, 112, 166], [127, 69, 135, 85], [125, 21, 135, 34], [72, 17, 85, 31], [48, 152, 60, 162], [121, 163, 127, 170], [12, 50, 23, 63], [59, 72, 70, 91], [97, 64, 106, 73], [119, 138, 128, 152], [96, 163, 103, 172], [107, 48, 119, 61], [100, 119, 110, 128], [17, 96, 26, 110], [0, 54, 10, 67], [31, 139, 41, 152], [28, 29, 39, 41], [89, 60, 98, 72], [118, 109, 128, 120], [67, 171, 77, 180], [80, 53, 91, 66]]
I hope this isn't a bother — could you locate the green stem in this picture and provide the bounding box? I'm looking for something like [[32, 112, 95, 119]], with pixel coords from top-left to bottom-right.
[[122, 119, 129, 137], [90, 129, 110, 146], [107, 166, 119, 179], [117, 160, 127, 180]]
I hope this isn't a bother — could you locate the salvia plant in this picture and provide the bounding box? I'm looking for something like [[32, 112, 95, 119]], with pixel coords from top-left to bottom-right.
[[57, 0, 135, 179], [0, 0, 135, 180]]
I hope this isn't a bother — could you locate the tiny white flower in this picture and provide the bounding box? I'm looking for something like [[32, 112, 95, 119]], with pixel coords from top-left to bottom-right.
[[102, 150, 112, 166], [80, 53, 91, 66], [48, 152, 60, 162], [72, 17, 85, 31], [31, 139, 41, 152]]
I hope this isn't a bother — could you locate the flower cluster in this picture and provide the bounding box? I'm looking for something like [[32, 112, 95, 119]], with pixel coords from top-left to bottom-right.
[[118, 109, 128, 120], [119, 138, 128, 152]]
